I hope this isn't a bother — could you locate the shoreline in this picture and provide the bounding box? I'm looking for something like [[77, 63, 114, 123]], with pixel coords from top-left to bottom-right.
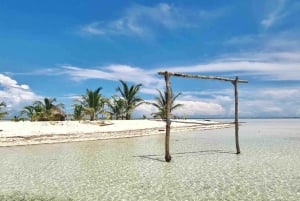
[[0, 120, 234, 147]]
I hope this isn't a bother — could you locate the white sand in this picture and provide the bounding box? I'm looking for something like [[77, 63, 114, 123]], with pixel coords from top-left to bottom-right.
[[0, 119, 233, 147]]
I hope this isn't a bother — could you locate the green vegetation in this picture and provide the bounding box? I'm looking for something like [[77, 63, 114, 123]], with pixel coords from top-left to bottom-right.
[[116, 80, 144, 120], [150, 89, 183, 119], [20, 105, 35, 121], [20, 98, 65, 121], [70, 81, 144, 121], [107, 95, 126, 120], [79, 87, 106, 121], [72, 104, 85, 120], [14, 80, 183, 121], [0, 101, 8, 119]]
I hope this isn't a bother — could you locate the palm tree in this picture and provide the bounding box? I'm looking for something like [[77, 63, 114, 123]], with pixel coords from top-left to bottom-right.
[[0, 101, 8, 120], [81, 87, 105, 121], [107, 95, 126, 120], [20, 105, 36, 121], [151, 89, 183, 119], [32, 102, 44, 121], [33, 98, 65, 121], [116, 80, 143, 120], [72, 104, 85, 120]]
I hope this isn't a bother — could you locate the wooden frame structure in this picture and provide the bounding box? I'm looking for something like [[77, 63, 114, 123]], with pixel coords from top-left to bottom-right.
[[158, 71, 248, 162]]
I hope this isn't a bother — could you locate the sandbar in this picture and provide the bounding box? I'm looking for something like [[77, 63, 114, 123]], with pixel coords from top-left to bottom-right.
[[0, 119, 233, 147]]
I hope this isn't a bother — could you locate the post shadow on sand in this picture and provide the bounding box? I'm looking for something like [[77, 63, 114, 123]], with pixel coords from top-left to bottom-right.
[[134, 150, 237, 163]]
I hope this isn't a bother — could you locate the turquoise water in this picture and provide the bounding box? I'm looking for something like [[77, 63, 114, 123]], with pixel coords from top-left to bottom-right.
[[0, 119, 299, 200]]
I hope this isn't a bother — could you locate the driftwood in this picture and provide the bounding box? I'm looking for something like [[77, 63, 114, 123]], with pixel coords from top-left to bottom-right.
[[158, 71, 248, 162]]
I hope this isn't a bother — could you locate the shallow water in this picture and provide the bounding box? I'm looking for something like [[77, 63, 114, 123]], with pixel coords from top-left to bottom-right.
[[0, 119, 299, 200]]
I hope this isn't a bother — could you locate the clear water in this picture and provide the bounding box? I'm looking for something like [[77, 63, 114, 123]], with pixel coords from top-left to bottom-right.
[[0, 119, 299, 200]]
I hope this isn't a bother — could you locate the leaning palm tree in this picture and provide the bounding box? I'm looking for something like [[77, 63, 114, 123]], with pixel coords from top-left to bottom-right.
[[151, 89, 183, 119], [81, 87, 105, 121], [0, 101, 8, 120], [116, 80, 143, 120]]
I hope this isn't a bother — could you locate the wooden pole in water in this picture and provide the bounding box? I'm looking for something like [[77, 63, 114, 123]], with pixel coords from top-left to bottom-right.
[[164, 71, 172, 162], [157, 71, 247, 157], [233, 76, 241, 154]]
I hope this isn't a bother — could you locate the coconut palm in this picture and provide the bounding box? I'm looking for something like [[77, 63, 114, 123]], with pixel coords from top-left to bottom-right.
[[0, 101, 8, 120], [20, 105, 36, 121], [32, 98, 65, 121], [107, 95, 126, 120], [116, 80, 143, 120], [81, 87, 105, 121], [151, 89, 183, 119], [72, 104, 85, 120]]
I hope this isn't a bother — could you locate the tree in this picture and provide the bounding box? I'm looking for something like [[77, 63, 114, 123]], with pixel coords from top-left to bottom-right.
[[34, 98, 65, 121], [21, 98, 65, 121], [107, 95, 126, 120], [151, 89, 183, 119], [0, 101, 8, 120], [116, 80, 143, 120], [20, 105, 35, 121], [72, 104, 85, 120], [81, 87, 105, 121]]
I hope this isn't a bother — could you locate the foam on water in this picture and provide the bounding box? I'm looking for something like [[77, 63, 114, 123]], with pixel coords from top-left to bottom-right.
[[0, 119, 299, 200]]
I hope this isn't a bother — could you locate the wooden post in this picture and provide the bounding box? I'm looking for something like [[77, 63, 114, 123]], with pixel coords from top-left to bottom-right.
[[164, 71, 172, 162], [158, 71, 247, 158], [233, 76, 241, 154]]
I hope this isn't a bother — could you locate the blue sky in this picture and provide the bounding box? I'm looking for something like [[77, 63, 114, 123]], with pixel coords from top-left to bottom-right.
[[1, 0, 300, 118]]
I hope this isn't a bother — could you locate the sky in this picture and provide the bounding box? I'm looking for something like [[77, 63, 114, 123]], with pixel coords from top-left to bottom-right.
[[0, 0, 300, 118]]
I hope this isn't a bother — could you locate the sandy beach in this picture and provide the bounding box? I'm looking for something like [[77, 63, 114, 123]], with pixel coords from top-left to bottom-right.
[[0, 119, 233, 147]]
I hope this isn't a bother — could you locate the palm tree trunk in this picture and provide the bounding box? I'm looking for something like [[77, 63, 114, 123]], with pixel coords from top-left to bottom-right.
[[164, 71, 172, 162], [90, 111, 95, 121]]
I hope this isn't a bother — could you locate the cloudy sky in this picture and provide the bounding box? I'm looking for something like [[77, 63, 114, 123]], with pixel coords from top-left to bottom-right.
[[1, 0, 300, 118]]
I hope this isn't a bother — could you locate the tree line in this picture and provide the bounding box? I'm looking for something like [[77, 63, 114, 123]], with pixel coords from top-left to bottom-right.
[[0, 80, 183, 121]]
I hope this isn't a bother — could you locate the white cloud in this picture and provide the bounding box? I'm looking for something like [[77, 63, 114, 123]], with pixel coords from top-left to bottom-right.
[[81, 3, 182, 37], [134, 99, 225, 118], [261, 0, 287, 29], [48, 47, 300, 117], [0, 73, 19, 88], [238, 87, 300, 117], [179, 91, 235, 117], [134, 103, 155, 118], [135, 87, 300, 118], [80, 3, 226, 37], [62, 64, 164, 89], [140, 87, 160, 96], [261, 88, 300, 99], [0, 74, 41, 113], [221, 30, 300, 80], [81, 22, 105, 35], [37, 60, 281, 94], [159, 51, 300, 81], [174, 100, 225, 117]]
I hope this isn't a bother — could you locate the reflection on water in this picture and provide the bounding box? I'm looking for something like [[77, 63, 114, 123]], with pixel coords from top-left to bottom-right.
[[0, 119, 299, 200]]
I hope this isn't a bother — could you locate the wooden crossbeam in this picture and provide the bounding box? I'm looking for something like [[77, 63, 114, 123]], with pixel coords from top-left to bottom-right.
[[158, 71, 248, 83], [158, 71, 248, 162]]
